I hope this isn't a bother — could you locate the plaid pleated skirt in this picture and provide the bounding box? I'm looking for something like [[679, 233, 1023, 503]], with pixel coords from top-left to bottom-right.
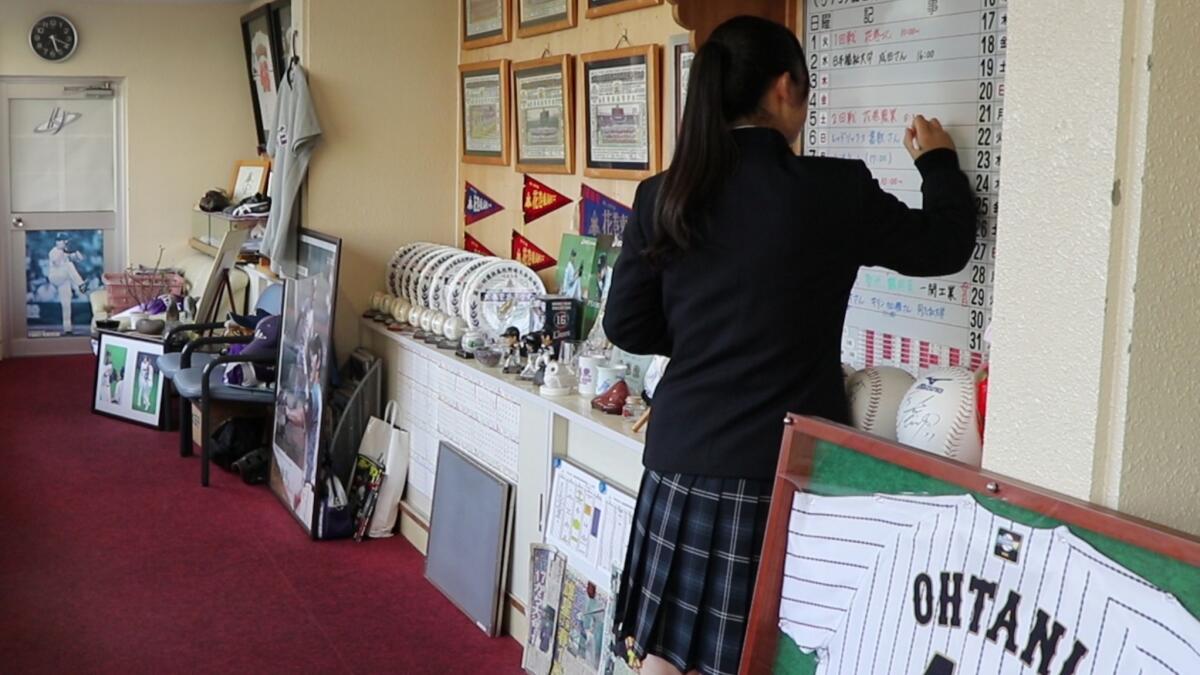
[[612, 470, 774, 675]]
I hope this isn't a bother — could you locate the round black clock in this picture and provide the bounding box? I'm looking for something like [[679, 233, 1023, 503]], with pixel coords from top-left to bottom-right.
[[29, 15, 78, 62]]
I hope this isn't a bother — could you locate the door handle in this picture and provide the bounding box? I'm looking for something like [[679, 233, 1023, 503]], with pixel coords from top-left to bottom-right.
[[11, 217, 23, 228]]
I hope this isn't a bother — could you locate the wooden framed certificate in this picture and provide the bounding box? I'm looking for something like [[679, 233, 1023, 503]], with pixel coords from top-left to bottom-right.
[[462, 0, 512, 50], [580, 45, 661, 180], [460, 60, 512, 166], [585, 0, 662, 20], [517, 0, 577, 38], [513, 55, 574, 174], [664, 33, 694, 162]]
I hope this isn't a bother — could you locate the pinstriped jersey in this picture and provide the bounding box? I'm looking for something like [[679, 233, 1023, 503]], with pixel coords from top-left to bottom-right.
[[779, 493, 1200, 674]]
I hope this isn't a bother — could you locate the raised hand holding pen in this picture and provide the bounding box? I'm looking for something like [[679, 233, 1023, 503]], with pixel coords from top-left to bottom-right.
[[904, 114, 956, 160]]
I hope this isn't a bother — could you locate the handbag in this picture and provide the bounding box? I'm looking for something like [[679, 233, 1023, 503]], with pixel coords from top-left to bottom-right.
[[355, 401, 411, 538]]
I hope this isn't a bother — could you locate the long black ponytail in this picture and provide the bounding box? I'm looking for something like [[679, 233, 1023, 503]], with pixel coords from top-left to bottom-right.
[[648, 16, 809, 265]]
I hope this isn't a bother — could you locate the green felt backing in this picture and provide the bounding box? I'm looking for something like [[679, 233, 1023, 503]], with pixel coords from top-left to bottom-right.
[[771, 440, 1200, 673]]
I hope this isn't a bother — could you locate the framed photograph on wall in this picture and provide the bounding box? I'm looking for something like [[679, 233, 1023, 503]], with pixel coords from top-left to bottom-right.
[[92, 331, 166, 429], [517, 0, 577, 38], [240, 6, 282, 150], [664, 33, 694, 162], [580, 45, 661, 180], [269, 229, 342, 536], [269, 0, 293, 63], [463, 0, 512, 50], [229, 158, 271, 203], [585, 0, 662, 20], [513, 55, 574, 174], [460, 60, 512, 166]]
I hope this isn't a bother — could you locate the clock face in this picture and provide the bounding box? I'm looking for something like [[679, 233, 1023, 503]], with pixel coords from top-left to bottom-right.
[[30, 15, 78, 62]]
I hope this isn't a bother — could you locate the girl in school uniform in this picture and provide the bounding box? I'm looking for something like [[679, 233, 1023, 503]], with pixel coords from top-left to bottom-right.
[[603, 16, 975, 675]]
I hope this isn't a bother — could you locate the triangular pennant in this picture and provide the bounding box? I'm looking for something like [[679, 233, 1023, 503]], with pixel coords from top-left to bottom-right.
[[580, 184, 633, 244], [465, 182, 504, 224], [464, 232, 496, 256], [522, 175, 573, 224], [511, 231, 557, 272]]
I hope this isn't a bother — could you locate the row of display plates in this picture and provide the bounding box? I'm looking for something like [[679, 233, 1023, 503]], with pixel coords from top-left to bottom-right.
[[384, 242, 547, 339]]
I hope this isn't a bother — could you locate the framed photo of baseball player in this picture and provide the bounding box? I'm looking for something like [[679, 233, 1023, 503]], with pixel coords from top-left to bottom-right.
[[742, 417, 1200, 675], [580, 45, 661, 180], [460, 60, 512, 166], [269, 229, 342, 536], [92, 331, 166, 429], [513, 55, 574, 174]]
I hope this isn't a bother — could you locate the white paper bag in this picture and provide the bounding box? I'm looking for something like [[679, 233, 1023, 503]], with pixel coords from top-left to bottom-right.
[[365, 401, 410, 538]]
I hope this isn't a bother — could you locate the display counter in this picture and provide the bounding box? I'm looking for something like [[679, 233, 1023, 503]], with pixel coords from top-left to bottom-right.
[[359, 318, 645, 642]]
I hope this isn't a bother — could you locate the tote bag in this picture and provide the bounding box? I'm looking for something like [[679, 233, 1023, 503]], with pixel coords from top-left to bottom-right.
[[362, 401, 410, 538]]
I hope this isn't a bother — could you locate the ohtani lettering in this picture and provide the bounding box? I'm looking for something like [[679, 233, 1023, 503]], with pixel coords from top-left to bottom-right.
[[912, 573, 1090, 675]]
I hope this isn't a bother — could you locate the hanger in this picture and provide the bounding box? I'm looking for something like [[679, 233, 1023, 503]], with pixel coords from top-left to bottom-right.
[[285, 29, 301, 85]]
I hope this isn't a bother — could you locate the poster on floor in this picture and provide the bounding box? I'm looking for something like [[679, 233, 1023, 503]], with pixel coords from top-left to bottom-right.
[[25, 229, 104, 338], [270, 230, 341, 535], [92, 331, 165, 428]]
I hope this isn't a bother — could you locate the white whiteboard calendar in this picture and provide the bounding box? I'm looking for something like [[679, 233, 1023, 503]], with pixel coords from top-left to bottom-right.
[[804, 0, 1005, 373]]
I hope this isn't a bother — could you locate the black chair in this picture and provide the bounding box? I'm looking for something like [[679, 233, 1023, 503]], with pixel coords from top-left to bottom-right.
[[174, 340, 278, 486], [168, 283, 284, 486], [157, 283, 284, 383]]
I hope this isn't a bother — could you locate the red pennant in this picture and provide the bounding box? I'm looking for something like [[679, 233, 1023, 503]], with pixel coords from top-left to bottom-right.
[[464, 232, 496, 256], [511, 231, 557, 272], [522, 175, 573, 224]]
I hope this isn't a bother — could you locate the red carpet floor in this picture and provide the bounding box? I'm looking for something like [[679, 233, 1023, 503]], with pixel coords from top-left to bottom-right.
[[0, 355, 522, 674]]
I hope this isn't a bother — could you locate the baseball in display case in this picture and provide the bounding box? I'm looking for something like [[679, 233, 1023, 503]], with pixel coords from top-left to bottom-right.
[[741, 417, 1200, 675]]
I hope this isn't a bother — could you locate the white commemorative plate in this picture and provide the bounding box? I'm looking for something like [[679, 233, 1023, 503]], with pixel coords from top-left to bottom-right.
[[402, 245, 446, 301], [464, 260, 547, 338], [429, 252, 479, 316], [390, 242, 433, 296], [446, 256, 495, 319], [415, 248, 460, 309]]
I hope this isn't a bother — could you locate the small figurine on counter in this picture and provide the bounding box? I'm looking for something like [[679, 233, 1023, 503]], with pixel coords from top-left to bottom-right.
[[539, 361, 577, 397], [519, 332, 543, 381], [531, 333, 556, 386], [500, 327, 524, 374]]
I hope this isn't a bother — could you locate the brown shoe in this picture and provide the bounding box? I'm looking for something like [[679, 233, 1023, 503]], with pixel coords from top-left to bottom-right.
[[591, 380, 629, 415]]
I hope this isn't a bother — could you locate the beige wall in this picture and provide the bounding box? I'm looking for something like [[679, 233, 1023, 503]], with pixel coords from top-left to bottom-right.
[[459, 4, 682, 287], [303, 0, 459, 353], [0, 0, 257, 266], [1117, 0, 1200, 533]]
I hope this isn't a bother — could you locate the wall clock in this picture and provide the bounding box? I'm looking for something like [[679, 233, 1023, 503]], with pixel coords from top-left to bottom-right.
[[30, 15, 79, 62]]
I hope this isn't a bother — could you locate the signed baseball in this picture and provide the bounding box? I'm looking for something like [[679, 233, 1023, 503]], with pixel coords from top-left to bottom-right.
[[896, 367, 982, 466], [846, 366, 914, 441]]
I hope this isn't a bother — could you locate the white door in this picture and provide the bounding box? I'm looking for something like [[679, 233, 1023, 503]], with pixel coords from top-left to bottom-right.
[[0, 79, 124, 357]]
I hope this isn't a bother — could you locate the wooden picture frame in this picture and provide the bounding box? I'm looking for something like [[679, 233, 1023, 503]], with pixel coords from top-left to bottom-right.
[[92, 330, 166, 430], [463, 0, 513, 50], [512, 55, 575, 174], [240, 6, 283, 151], [229, 158, 271, 203], [460, 60, 512, 166], [517, 0, 577, 37], [740, 416, 1200, 674], [580, 45, 661, 180], [585, 0, 663, 20], [663, 33, 693, 164]]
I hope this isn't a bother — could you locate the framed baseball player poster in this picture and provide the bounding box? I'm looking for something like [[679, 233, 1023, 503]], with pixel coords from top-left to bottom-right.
[[742, 417, 1200, 675], [92, 331, 166, 429]]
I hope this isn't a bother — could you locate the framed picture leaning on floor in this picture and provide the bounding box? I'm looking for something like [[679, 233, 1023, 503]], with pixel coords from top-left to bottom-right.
[[92, 331, 166, 429], [269, 229, 342, 536]]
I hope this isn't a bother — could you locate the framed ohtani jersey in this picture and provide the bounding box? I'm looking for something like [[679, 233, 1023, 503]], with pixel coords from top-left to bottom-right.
[[741, 417, 1200, 675]]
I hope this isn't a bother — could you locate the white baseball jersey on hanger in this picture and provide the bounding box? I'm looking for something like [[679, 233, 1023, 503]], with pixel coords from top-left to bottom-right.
[[779, 493, 1200, 674]]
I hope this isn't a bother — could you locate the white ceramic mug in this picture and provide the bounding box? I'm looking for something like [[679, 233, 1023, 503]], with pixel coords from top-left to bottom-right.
[[595, 364, 628, 396], [577, 355, 604, 396]]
